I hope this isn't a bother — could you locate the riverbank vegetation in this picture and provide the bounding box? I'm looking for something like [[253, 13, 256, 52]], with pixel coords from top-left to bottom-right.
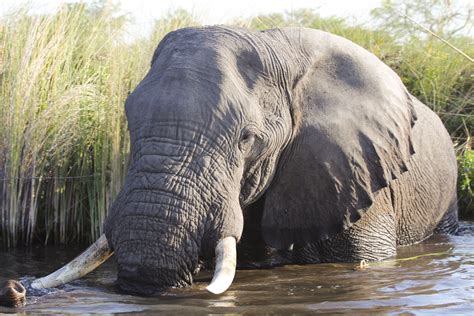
[[0, 0, 472, 247]]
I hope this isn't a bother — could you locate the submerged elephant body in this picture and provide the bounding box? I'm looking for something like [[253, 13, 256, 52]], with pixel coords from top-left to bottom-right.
[[1, 26, 458, 305]]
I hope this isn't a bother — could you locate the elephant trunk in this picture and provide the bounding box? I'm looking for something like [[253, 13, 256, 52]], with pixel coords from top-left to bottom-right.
[[106, 177, 243, 295], [104, 132, 245, 295], [109, 197, 202, 295], [0, 280, 26, 308]]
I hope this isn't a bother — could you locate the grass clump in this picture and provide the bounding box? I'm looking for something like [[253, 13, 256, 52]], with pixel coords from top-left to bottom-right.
[[0, 3, 138, 247], [0, 3, 202, 247]]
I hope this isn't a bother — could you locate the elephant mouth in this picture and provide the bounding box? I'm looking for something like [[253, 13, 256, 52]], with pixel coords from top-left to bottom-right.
[[0, 280, 26, 308]]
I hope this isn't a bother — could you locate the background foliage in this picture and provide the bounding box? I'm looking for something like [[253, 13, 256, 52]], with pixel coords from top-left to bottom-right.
[[0, 0, 472, 247]]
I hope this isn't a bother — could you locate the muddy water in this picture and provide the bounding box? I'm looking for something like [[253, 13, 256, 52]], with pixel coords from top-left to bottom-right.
[[0, 221, 473, 314]]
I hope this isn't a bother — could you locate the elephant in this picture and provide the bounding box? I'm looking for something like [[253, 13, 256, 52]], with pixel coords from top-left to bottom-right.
[[1, 26, 458, 306]]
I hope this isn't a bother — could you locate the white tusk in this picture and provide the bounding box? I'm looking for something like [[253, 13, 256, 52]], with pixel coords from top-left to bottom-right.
[[206, 236, 237, 294], [31, 234, 113, 289]]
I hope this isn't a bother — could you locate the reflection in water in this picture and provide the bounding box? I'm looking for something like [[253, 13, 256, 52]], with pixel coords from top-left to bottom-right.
[[0, 222, 473, 314]]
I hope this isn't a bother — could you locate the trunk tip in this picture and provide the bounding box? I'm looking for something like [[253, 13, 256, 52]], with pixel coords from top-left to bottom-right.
[[0, 280, 26, 308]]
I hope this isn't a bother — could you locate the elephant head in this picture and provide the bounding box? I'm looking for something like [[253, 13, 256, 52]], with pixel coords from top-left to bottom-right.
[[104, 26, 301, 295], [1, 26, 417, 303]]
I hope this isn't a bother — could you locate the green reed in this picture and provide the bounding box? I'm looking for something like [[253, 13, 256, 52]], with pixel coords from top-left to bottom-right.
[[1, 4, 141, 247]]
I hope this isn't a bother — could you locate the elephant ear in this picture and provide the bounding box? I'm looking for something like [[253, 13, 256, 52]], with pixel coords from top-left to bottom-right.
[[261, 29, 417, 250]]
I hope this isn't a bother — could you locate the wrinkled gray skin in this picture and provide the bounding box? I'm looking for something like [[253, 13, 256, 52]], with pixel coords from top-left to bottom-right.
[[104, 26, 458, 295]]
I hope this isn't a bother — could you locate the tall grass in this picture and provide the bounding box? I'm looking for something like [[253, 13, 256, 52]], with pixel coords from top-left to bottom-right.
[[0, 4, 472, 247], [1, 4, 139, 247], [0, 3, 203, 248]]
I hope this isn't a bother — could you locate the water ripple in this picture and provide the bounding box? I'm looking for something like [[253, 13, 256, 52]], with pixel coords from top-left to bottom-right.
[[0, 221, 472, 314]]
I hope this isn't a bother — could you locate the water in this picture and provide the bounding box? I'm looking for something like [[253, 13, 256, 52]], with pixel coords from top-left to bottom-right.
[[1, 221, 473, 314]]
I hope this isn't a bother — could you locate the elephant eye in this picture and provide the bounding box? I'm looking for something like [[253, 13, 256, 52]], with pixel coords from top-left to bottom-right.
[[239, 129, 256, 152]]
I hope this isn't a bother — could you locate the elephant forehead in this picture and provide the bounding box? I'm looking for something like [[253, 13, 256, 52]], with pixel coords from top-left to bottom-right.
[[125, 73, 248, 136], [151, 26, 268, 94], [153, 27, 249, 72], [126, 73, 257, 138]]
